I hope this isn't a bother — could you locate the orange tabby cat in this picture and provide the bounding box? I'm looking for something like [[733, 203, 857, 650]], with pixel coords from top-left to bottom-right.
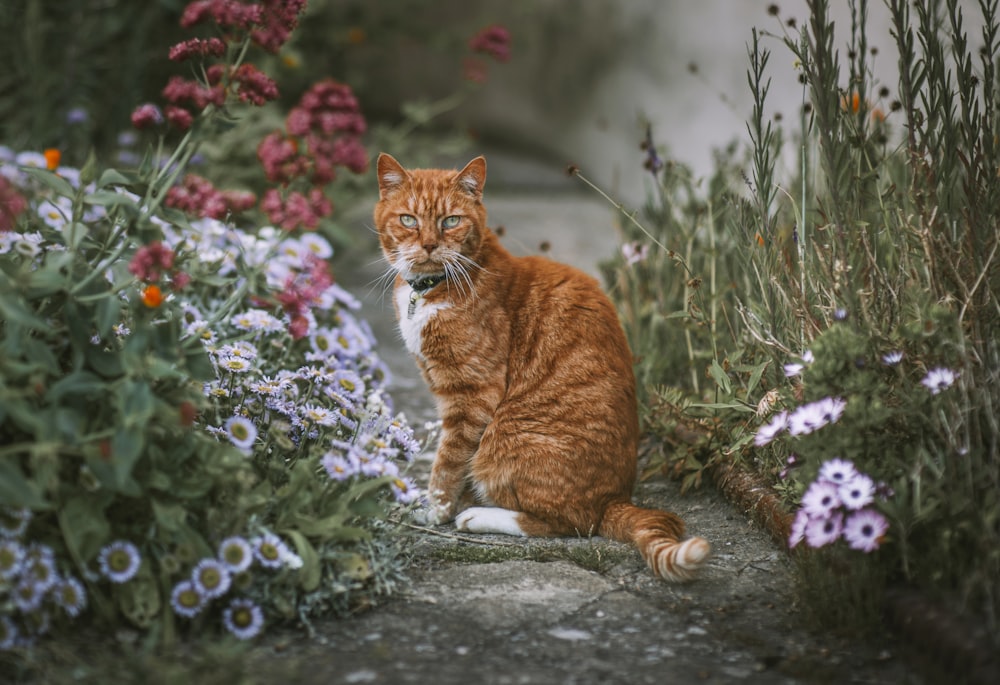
[[373, 153, 710, 581]]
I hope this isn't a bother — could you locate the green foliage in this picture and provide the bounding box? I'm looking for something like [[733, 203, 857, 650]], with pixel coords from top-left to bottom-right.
[[597, 0, 1000, 641]]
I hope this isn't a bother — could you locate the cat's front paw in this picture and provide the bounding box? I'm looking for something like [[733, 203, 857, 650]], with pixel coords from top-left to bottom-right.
[[410, 497, 454, 526]]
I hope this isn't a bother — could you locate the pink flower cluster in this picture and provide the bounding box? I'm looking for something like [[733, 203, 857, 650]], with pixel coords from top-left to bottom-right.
[[180, 0, 305, 53], [274, 255, 333, 339], [128, 241, 191, 290], [0, 176, 28, 232], [168, 37, 227, 62], [464, 24, 512, 83], [165, 174, 257, 220], [469, 25, 512, 63], [260, 187, 331, 231], [256, 79, 368, 230]]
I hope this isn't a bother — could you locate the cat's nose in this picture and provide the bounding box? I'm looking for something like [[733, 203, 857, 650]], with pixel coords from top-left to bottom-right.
[[422, 240, 438, 253]]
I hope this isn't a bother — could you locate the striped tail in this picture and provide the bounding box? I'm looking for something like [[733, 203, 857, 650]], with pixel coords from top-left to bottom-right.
[[599, 500, 711, 582]]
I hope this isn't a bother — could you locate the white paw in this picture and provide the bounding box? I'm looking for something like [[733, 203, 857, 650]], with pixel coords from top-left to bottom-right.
[[455, 507, 527, 537]]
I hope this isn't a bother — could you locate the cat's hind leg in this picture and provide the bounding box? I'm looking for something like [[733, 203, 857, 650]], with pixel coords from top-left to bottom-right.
[[455, 507, 568, 537]]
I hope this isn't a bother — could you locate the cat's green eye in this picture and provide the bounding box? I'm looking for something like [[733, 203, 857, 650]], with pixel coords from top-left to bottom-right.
[[399, 214, 418, 228], [442, 215, 461, 229]]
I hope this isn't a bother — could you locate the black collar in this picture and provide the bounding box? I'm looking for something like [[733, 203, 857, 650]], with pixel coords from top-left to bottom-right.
[[406, 274, 446, 294]]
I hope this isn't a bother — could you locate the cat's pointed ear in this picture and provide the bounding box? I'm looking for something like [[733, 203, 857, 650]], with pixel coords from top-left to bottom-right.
[[456, 156, 487, 197], [377, 153, 409, 198]]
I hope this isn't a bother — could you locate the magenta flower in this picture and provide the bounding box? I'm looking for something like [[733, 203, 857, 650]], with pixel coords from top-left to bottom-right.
[[130, 103, 164, 130], [469, 24, 512, 63], [168, 37, 227, 62]]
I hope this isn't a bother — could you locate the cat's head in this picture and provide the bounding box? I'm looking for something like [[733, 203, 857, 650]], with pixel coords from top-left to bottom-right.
[[373, 153, 487, 281]]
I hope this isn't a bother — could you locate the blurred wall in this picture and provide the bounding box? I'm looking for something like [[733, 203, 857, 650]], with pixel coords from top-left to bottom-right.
[[345, 0, 986, 201]]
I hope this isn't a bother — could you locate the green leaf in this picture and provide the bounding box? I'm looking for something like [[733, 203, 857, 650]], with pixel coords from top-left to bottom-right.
[[22, 166, 75, 197], [47, 370, 106, 404], [689, 401, 754, 413], [97, 168, 133, 188], [283, 530, 321, 592], [119, 380, 154, 427], [745, 360, 770, 397], [95, 295, 121, 339], [709, 358, 732, 396], [58, 494, 111, 564], [0, 461, 48, 508]]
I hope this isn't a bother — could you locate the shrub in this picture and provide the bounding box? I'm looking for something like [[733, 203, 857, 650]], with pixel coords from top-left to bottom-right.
[[594, 0, 999, 640], [0, 0, 432, 658]]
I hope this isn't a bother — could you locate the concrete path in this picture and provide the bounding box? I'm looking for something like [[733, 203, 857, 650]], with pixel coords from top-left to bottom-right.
[[300, 171, 925, 684]]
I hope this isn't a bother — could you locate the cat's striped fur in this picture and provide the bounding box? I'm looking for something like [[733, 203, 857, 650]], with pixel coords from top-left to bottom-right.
[[373, 153, 710, 581]]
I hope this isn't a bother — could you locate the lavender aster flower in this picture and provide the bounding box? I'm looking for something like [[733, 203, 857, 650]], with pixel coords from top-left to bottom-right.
[[54, 576, 88, 618], [223, 597, 264, 640], [98, 540, 141, 583], [218, 537, 254, 574], [881, 350, 903, 365], [192, 558, 231, 599], [170, 579, 205, 618]]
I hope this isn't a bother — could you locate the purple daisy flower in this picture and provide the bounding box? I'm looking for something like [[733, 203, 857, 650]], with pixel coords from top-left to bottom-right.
[[223, 597, 264, 640], [843, 508, 889, 552], [805, 512, 844, 548], [754, 411, 789, 447], [801, 480, 841, 519], [838, 473, 875, 510], [818, 458, 858, 486]]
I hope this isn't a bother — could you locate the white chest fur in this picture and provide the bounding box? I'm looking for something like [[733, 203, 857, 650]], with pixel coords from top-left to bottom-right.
[[395, 285, 450, 357]]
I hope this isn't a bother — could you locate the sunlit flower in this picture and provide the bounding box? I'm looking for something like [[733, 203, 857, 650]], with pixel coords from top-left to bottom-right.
[[800, 480, 841, 519], [223, 597, 264, 640], [838, 473, 875, 510], [804, 511, 844, 548], [192, 558, 231, 599], [170, 579, 205, 618], [54, 576, 88, 617], [218, 536, 254, 573], [98, 540, 141, 583], [225, 415, 258, 450], [921, 367, 958, 395]]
